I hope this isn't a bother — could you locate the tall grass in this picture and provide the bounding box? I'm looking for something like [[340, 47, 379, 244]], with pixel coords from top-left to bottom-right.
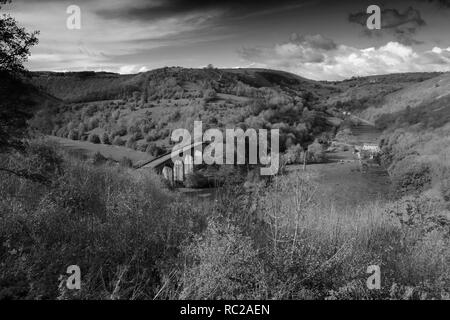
[[180, 172, 449, 300], [0, 140, 208, 299], [0, 140, 448, 300]]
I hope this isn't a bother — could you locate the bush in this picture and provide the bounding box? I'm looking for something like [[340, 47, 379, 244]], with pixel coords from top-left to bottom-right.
[[0, 153, 208, 299], [202, 89, 216, 102], [283, 144, 304, 165], [1, 143, 449, 300], [68, 130, 79, 141], [441, 179, 450, 202], [146, 143, 165, 157], [184, 172, 209, 188], [391, 160, 432, 196], [112, 126, 127, 137], [138, 142, 149, 152], [87, 117, 99, 131], [145, 131, 159, 142], [88, 133, 101, 144], [119, 157, 133, 168], [102, 132, 111, 145], [126, 136, 137, 149], [307, 141, 327, 163], [179, 220, 266, 299], [6, 139, 64, 184], [112, 136, 125, 146], [92, 151, 107, 165]]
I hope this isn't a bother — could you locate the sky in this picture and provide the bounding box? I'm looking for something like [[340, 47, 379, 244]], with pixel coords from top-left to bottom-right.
[[3, 0, 450, 80]]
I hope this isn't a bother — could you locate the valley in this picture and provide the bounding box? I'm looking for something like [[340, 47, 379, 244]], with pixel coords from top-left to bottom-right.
[[1, 67, 449, 300]]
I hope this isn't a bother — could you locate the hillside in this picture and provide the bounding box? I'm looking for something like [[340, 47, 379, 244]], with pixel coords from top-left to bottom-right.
[[0, 72, 60, 151], [29, 68, 336, 103], [331, 72, 450, 203], [28, 67, 339, 160], [325, 72, 442, 114], [361, 72, 450, 122], [23, 68, 450, 199]]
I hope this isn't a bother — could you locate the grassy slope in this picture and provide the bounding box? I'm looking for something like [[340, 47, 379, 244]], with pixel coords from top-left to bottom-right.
[[362, 73, 450, 121], [48, 136, 152, 165]]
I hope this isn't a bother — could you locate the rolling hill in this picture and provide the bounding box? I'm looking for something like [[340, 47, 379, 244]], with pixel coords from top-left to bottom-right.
[[26, 67, 340, 160], [361, 72, 450, 122], [10, 67, 449, 184]]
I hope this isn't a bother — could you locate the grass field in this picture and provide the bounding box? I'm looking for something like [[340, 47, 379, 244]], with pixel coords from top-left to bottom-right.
[[48, 136, 152, 165], [287, 116, 391, 208]]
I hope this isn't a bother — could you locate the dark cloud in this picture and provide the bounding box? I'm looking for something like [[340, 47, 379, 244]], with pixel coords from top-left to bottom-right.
[[349, 7, 426, 45], [417, 0, 450, 8], [96, 0, 309, 21]]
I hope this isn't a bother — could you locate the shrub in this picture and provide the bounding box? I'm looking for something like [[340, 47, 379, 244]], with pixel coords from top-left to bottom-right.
[[146, 143, 165, 157], [127, 124, 142, 136], [145, 131, 159, 142], [56, 127, 68, 138], [184, 172, 209, 188], [441, 179, 450, 202], [102, 132, 111, 145], [126, 136, 137, 149], [87, 117, 99, 131], [119, 157, 133, 168], [112, 136, 125, 146], [202, 89, 217, 102], [135, 142, 147, 152], [391, 160, 432, 196], [92, 151, 107, 165], [68, 130, 79, 141], [0, 153, 209, 299], [283, 144, 304, 165], [179, 220, 266, 299], [307, 141, 327, 163], [7, 139, 64, 183], [112, 126, 127, 137], [88, 133, 101, 144]]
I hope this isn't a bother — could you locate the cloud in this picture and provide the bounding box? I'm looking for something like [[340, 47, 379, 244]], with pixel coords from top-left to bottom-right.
[[96, 0, 309, 22], [8, 0, 222, 72], [239, 34, 450, 80], [417, 0, 450, 8], [118, 65, 149, 74], [349, 7, 426, 45], [240, 34, 337, 65]]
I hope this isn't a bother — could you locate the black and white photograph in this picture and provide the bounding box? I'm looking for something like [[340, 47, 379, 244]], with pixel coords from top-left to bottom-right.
[[0, 0, 449, 308]]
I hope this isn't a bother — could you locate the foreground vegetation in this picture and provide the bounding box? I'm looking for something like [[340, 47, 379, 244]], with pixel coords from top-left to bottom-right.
[[0, 139, 448, 300]]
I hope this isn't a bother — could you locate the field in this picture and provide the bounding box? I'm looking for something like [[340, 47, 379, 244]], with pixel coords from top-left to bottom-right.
[[48, 136, 152, 165], [288, 115, 391, 208]]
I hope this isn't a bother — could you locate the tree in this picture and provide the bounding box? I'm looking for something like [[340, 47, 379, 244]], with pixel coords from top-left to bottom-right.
[[88, 133, 101, 144], [0, 0, 39, 73], [307, 141, 327, 163], [102, 132, 111, 145], [0, 0, 42, 196], [0, 0, 40, 153]]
